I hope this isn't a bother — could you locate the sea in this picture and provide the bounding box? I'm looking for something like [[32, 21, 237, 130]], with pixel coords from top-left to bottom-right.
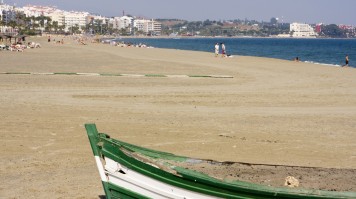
[[113, 37, 356, 68]]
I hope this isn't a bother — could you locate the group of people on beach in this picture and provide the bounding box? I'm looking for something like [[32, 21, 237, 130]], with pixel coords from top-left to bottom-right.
[[0, 39, 41, 52], [48, 36, 64, 45], [214, 42, 227, 58], [101, 39, 153, 48]]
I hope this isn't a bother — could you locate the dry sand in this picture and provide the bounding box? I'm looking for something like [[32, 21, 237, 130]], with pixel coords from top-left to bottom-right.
[[0, 36, 356, 198]]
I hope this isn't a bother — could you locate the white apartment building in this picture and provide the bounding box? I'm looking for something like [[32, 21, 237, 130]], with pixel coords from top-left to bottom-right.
[[153, 20, 161, 35], [19, 5, 89, 32], [47, 10, 65, 26], [0, 1, 18, 34], [133, 19, 145, 32], [2, 2, 162, 35], [0, 0, 12, 13], [112, 16, 133, 30], [133, 19, 161, 35], [0, 1, 15, 23], [63, 11, 89, 31], [290, 22, 318, 37], [19, 5, 63, 31]]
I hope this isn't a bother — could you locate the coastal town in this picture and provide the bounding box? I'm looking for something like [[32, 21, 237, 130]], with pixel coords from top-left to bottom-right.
[[1, 1, 355, 38]]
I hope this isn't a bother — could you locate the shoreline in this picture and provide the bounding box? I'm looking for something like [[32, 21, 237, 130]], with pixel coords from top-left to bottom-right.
[[100, 36, 354, 68], [106, 35, 356, 39]]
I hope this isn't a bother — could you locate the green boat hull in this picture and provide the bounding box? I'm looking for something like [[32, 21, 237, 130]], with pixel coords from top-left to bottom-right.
[[85, 124, 356, 199]]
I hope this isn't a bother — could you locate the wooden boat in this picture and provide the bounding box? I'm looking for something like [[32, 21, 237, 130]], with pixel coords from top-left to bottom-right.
[[85, 124, 356, 199]]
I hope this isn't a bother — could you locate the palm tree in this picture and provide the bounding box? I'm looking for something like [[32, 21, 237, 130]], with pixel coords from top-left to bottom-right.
[[30, 16, 36, 30], [45, 21, 53, 33], [35, 16, 45, 27], [45, 16, 52, 30], [7, 20, 17, 29], [23, 16, 31, 30], [71, 24, 80, 34], [32, 23, 40, 31], [14, 12, 28, 34], [52, 21, 59, 33], [58, 25, 65, 33]]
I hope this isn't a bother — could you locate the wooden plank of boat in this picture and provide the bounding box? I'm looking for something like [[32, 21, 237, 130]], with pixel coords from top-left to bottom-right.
[[85, 124, 356, 199]]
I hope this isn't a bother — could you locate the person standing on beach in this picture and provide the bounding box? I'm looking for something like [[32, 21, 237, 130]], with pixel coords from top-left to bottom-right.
[[221, 43, 226, 58], [215, 43, 219, 57], [345, 55, 349, 66]]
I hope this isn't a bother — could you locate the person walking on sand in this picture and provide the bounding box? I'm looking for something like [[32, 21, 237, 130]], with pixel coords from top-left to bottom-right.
[[214, 43, 219, 57], [221, 43, 226, 58]]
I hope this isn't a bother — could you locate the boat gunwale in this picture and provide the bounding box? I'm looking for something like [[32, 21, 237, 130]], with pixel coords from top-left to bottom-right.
[[85, 123, 356, 199]]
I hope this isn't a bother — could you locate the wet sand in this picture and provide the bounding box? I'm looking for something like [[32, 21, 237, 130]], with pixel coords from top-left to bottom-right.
[[1, 36, 356, 198]]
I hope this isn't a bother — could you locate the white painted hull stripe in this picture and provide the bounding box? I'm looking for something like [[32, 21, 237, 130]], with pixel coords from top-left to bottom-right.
[[95, 156, 107, 182], [104, 157, 219, 199]]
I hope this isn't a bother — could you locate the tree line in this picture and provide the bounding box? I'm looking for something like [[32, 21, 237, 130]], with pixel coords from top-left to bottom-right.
[[2, 12, 355, 38], [158, 19, 355, 38]]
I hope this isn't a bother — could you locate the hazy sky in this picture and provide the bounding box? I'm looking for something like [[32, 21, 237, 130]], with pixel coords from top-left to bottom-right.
[[6, 0, 356, 25]]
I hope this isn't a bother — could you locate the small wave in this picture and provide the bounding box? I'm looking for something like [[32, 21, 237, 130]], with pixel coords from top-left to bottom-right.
[[303, 61, 342, 67]]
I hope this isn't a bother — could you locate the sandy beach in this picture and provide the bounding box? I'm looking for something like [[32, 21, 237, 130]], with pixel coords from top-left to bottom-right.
[[1, 36, 356, 198]]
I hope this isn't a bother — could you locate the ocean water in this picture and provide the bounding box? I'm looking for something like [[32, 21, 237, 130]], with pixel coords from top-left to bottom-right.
[[114, 37, 356, 68]]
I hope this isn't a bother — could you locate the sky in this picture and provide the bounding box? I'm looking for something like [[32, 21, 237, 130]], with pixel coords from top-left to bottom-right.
[[6, 0, 356, 25]]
